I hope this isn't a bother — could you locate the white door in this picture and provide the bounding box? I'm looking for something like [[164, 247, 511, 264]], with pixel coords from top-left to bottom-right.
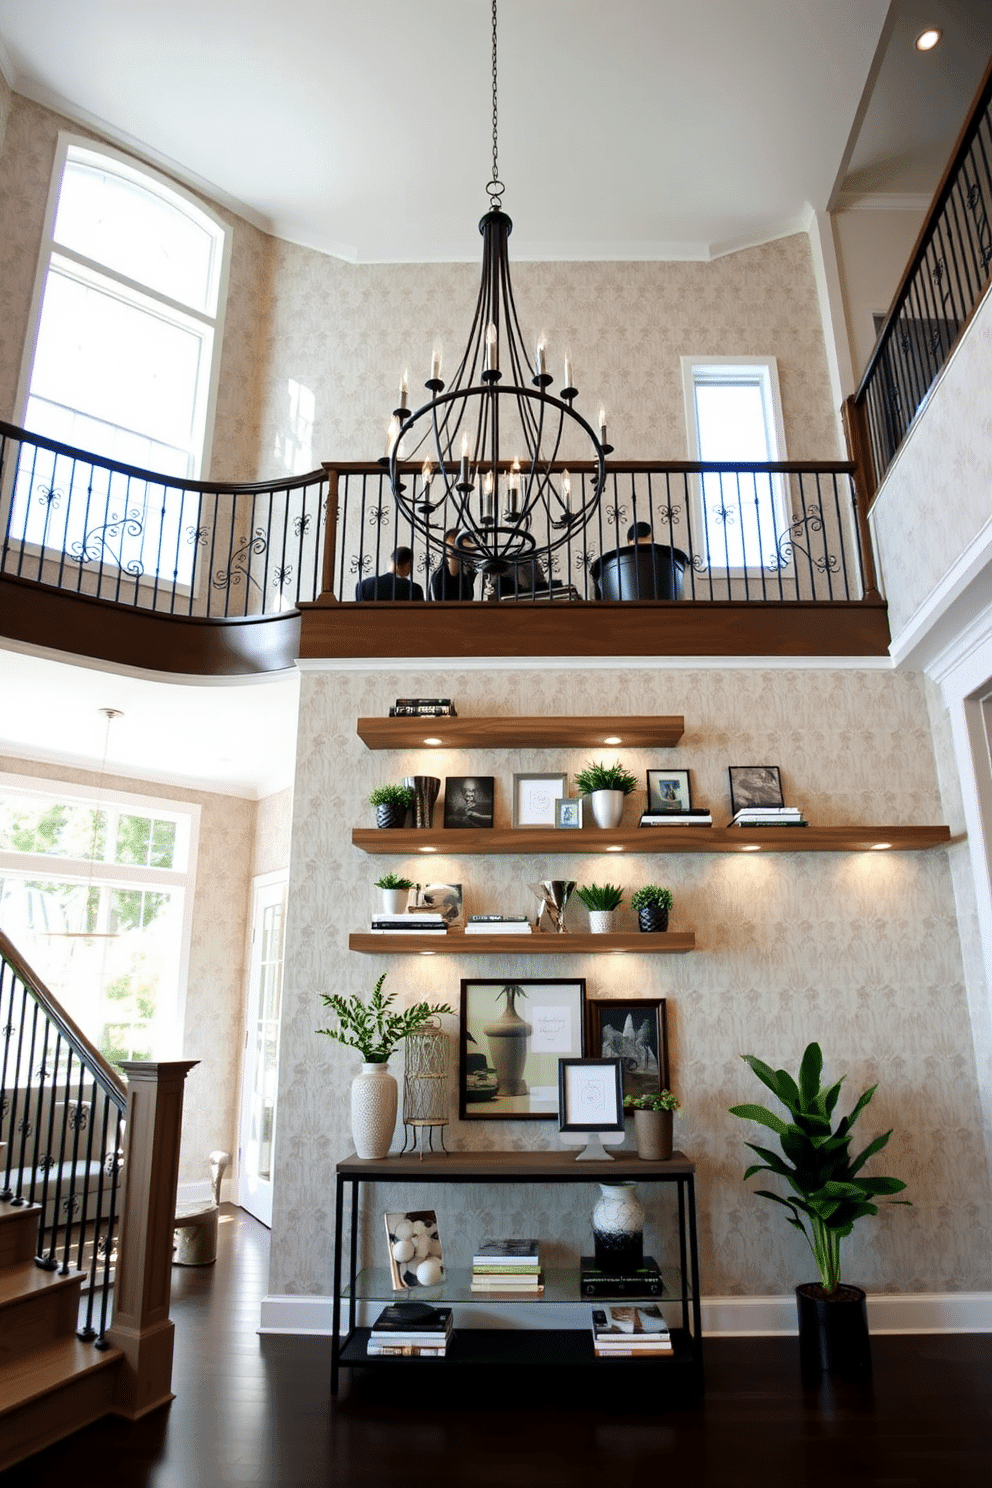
[[238, 873, 287, 1227]]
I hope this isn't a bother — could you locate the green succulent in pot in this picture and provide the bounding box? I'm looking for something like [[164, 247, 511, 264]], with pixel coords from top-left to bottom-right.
[[573, 761, 639, 796], [317, 973, 453, 1064], [729, 1041, 909, 1294], [367, 784, 415, 809], [574, 882, 624, 911], [624, 1090, 681, 1112], [630, 885, 673, 913], [374, 873, 415, 891]]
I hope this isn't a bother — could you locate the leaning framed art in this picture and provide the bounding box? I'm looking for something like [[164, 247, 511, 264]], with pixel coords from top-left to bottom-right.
[[460, 978, 586, 1119], [586, 998, 669, 1097]]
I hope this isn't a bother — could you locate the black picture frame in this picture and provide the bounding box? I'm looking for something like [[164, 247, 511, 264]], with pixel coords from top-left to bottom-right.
[[728, 765, 784, 814], [443, 776, 495, 829], [586, 998, 669, 1097], [558, 1058, 625, 1132], [646, 769, 692, 813], [459, 978, 586, 1120]]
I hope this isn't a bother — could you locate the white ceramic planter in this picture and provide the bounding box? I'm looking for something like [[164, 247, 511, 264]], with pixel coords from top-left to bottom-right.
[[380, 888, 408, 914], [589, 789, 625, 829], [587, 909, 616, 934], [350, 1061, 398, 1159]]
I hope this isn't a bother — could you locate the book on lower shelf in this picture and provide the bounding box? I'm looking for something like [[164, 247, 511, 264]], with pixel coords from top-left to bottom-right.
[[473, 1238, 540, 1265], [366, 1341, 449, 1356], [465, 922, 533, 935], [729, 806, 805, 827], [592, 1304, 672, 1357], [639, 810, 712, 826], [580, 1255, 664, 1297], [470, 1273, 544, 1292], [368, 1304, 453, 1352]]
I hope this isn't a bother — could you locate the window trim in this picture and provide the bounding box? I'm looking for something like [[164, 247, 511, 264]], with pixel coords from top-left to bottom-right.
[[0, 771, 200, 1059], [15, 132, 231, 480]]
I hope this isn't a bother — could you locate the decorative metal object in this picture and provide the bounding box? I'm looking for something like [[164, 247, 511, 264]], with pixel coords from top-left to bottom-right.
[[403, 776, 440, 829], [529, 880, 576, 934], [401, 1019, 450, 1155], [383, 0, 611, 580]]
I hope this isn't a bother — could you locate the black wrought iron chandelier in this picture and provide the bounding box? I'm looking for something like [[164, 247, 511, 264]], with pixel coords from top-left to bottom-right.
[[383, 0, 611, 576]]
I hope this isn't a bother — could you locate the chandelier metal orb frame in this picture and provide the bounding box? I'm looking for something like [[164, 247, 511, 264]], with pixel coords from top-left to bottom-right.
[[384, 0, 612, 578]]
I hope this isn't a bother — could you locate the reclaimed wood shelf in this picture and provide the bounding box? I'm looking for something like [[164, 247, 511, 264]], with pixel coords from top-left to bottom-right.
[[356, 714, 684, 750], [352, 824, 951, 855], [349, 931, 696, 955]]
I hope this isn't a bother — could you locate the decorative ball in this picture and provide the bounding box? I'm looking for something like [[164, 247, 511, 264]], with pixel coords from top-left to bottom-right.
[[413, 1233, 431, 1258], [392, 1219, 414, 1241], [416, 1258, 443, 1286], [427, 1237, 443, 1257], [411, 1219, 428, 1234], [392, 1239, 415, 1263]]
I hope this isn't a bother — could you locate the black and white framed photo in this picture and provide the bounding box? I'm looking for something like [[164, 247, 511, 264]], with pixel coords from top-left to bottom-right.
[[587, 998, 669, 1097], [443, 776, 494, 829], [728, 764, 784, 815], [646, 769, 692, 813], [459, 978, 586, 1120], [558, 1058, 624, 1133], [512, 773, 569, 828], [555, 797, 584, 829], [416, 882, 463, 928]]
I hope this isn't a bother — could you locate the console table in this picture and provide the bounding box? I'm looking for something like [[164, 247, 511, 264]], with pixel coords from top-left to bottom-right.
[[331, 1148, 702, 1396]]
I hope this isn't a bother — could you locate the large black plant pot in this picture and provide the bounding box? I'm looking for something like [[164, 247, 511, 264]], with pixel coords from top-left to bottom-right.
[[596, 544, 689, 601], [796, 1283, 872, 1382]]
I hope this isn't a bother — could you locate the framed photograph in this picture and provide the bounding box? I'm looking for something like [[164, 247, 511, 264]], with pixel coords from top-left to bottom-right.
[[459, 978, 586, 1120], [443, 776, 494, 829], [558, 1058, 624, 1133], [384, 1209, 445, 1290], [728, 764, 784, 814], [512, 773, 568, 828], [646, 769, 692, 813], [555, 797, 584, 829], [416, 882, 463, 928], [587, 998, 669, 1097]]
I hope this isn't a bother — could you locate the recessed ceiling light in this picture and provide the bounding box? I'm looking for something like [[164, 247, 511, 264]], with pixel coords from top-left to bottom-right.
[[915, 27, 941, 51]]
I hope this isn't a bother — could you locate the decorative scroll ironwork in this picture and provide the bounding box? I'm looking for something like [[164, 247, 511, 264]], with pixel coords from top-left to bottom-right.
[[71, 509, 145, 575], [212, 528, 267, 592], [767, 507, 840, 575]]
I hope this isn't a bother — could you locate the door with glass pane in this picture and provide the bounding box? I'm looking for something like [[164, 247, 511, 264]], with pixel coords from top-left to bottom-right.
[[238, 874, 286, 1227]]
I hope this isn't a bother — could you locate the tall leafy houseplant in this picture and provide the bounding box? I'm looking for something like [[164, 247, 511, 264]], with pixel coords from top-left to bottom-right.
[[729, 1042, 908, 1293]]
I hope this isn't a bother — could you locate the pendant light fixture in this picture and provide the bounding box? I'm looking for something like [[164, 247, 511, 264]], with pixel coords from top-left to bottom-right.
[[384, 0, 612, 577]]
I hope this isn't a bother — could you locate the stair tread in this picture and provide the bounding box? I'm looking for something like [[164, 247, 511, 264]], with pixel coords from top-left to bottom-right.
[[0, 1335, 122, 1415], [0, 1259, 84, 1307]]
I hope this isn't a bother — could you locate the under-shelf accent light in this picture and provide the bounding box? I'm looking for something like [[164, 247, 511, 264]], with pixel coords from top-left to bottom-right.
[[741, 844, 761, 852], [603, 736, 622, 745], [419, 846, 439, 853], [915, 28, 941, 51], [423, 737, 443, 746], [870, 842, 892, 851]]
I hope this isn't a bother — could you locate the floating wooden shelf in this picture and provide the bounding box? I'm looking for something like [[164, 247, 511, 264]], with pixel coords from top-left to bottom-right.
[[356, 714, 684, 750], [349, 931, 696, 955], [352, 824, 951, 855]]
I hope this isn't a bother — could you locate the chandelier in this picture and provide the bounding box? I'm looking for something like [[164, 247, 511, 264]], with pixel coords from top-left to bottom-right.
[[384, 0, 612, 577]]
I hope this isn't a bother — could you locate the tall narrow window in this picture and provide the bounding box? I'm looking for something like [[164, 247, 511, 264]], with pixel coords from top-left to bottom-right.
[[21, 139, 228, 480], [682, 358, 788, 571]]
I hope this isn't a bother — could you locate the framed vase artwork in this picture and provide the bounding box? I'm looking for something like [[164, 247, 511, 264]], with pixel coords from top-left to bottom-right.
[[459, 977, 586, 1119], [586, 998, 669, 1097]]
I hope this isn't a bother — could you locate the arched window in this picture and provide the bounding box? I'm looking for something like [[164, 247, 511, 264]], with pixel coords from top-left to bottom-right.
[[20, 138, 229, 479]]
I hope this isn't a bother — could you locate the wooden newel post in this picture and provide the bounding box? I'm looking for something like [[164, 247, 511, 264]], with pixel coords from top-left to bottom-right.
[[107, 1060, 198, 1419]]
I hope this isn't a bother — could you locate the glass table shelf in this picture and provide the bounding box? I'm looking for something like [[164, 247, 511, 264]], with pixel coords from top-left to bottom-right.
[[343, 1265, 688, 1305]]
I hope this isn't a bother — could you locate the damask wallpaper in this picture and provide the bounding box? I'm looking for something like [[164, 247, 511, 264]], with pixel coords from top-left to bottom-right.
[[270, 664, 992, 1301]]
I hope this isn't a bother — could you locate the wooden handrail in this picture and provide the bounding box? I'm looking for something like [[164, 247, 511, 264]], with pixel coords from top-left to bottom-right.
[[0, 927, 126, 1108]]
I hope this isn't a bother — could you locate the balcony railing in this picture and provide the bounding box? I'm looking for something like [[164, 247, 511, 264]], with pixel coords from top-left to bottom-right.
[[850, 56, 992, 496]]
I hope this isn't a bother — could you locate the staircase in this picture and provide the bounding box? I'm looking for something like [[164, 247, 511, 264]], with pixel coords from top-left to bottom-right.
[[0, 1197, 123, 1470]]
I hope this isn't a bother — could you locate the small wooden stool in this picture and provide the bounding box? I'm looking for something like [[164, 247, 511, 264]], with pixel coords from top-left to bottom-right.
[[173, 1200, 219, 1265]]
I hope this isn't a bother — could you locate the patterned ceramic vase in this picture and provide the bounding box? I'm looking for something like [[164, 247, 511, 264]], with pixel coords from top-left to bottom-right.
[[376, 802, 406, 828], [483, 984, 532, 1095], [350, 1061, 398, 1159], [588, 909, 616, 934], [636, 904, 669, 933], [592, 1181, 645, 1271]]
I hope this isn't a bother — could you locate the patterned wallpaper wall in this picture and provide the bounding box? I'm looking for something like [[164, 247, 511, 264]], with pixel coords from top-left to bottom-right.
[[0, 753, 254, 1186], [271, 664, 992, 1300], [870, 286, 992, 643]]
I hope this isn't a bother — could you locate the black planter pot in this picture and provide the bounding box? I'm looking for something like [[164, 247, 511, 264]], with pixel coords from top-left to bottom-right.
[[375, 802, 407, 829], [637, 904, 669, 933], [796, 1283, 872, 1382]]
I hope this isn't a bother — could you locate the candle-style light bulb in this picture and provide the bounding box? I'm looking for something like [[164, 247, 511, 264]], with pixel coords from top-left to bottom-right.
[[564, 353, 573, 389], [483, 470, 495, 520], [398, 368, 408, 408], [509, 457, 521, 493], [486, 323, 498, 373], [562, 469, 572, 510], [599, 407, 608, 446], [459, 431, 469, 485], [385, 416, 399, 458], [535, 339, 547, 378], [431, 346, 442, 381], [421, 458, 433, 492]]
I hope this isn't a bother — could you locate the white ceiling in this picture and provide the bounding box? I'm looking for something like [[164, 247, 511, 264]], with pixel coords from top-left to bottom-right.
[[0, 0, 987, 264]]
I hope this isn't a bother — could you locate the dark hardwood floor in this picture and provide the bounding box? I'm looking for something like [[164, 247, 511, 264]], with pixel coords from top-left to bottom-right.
[[3, 1206, 989, 1487]]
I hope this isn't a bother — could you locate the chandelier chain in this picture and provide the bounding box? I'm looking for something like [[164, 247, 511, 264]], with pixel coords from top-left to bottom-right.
[[488, 0, 503, 209]]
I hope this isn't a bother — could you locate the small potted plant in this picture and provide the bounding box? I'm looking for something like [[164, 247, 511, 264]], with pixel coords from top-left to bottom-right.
[[624, 1090, 681, 1159], [630, 884, 673, 933], [729, 1041, 909, 1381], [574, 760, 639, 829], [574, 882, 624, 934], [374, 872, 414, 914], [368, 783, 414, 829], [317, 974, 453, 1159]]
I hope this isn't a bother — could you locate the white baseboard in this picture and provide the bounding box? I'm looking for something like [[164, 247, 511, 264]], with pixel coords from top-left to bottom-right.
[[176, 1176, 234, 1206], [258, 1291, 992, 1337]]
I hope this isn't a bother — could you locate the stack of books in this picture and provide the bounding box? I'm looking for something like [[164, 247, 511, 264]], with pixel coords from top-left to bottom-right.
[[366, 1303, 453, 1357], [640, 808, 712, 827], [465, 915, 532, 935], [369, 912, 448, 936], [389, 697, 457, 717], [591, 1304, 673, 1358], [471, 1238, 543, 1294], [580, 1255, 664, 1297], [729, 805, 808, 828]]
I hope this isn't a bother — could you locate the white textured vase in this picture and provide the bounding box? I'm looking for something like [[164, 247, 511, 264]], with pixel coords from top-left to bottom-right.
[[350, 1061, 398, 1159], [589, 789, 625, 829], [587, 909, 616, 934], [592, 1181, 645, 1272], [380, 888, 408, 914]]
